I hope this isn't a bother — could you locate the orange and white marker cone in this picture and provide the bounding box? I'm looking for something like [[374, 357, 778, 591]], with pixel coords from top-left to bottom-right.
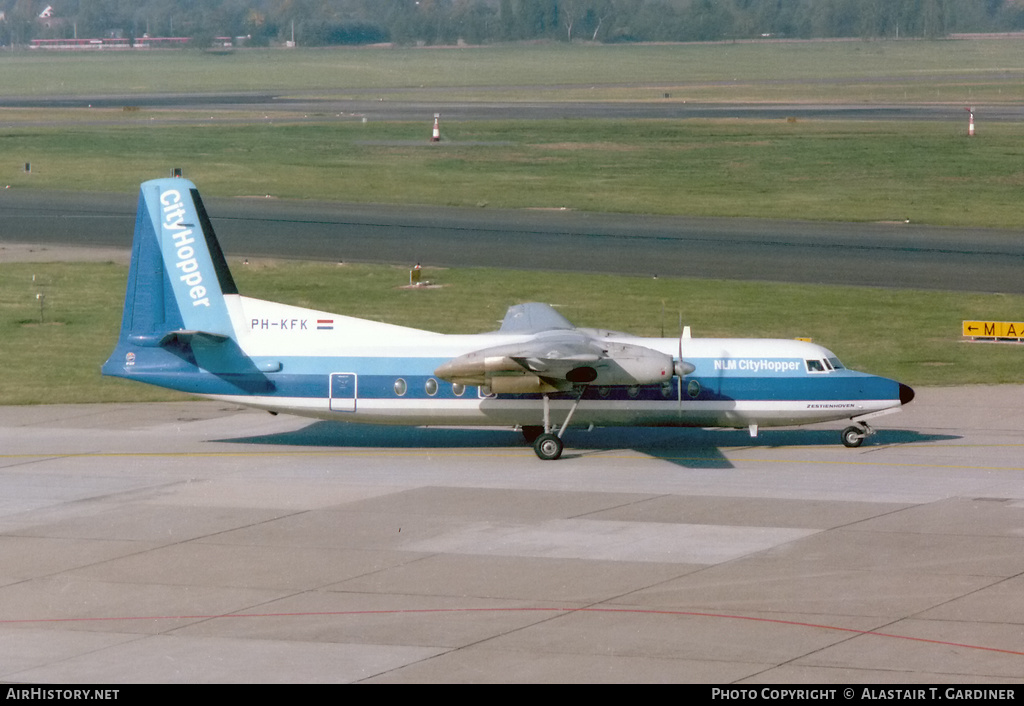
[[431, 115, 440, 142], [967, 107, 975, 137]]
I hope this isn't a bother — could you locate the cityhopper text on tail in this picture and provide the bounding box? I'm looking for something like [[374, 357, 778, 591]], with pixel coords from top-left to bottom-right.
[[103, 177, 915, 460]]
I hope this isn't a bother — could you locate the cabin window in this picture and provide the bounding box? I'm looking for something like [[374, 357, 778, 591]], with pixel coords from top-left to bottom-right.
[[627, 386, 640, 399], [394, 378, 407, 396], [661, 382, 674, 399], [687, 379, 701, 399], [452, 383, 466, 397], [425, 378, 439, 396]]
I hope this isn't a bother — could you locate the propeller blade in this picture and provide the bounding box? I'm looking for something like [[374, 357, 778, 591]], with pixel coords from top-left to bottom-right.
[[677, 314, 683, 411], [674, 320, 695, 413]]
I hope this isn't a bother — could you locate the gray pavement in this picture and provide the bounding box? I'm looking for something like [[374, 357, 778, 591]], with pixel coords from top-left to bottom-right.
[[2, 93, 1022, 124], [1, 387, 1023, 683], [4, 188, 1024, 292]]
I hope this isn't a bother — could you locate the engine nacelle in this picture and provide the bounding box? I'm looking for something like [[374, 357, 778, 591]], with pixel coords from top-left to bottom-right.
[[584, 342, 674, 386], [436, 338, 675, 390], [488, 375, 564, 394], [434, 353, 524, 386]]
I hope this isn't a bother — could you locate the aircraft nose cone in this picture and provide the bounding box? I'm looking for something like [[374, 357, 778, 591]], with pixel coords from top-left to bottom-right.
[[899, 383, 915, 405]]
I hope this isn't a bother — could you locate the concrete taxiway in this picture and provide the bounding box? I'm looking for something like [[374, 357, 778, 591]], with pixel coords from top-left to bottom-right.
[[1, 387, 1024, 683], [4, 188, 1024, 293]]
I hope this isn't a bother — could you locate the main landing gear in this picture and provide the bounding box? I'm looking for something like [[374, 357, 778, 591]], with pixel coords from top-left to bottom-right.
[[522, 390, 587, 460], [519, 425, 564, 461], [533, 433, 564, 461]]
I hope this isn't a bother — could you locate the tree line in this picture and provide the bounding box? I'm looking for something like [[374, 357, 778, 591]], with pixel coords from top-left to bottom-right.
[[4, 0, 1024, 47]]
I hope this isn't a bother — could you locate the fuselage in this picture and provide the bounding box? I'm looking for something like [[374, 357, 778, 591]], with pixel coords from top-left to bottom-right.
[[102, 177, 913, 455], [106, 293, 910, 431]]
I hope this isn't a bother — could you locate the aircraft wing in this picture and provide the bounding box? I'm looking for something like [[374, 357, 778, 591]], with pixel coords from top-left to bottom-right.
[[506, 332, 604, 381], [435, 329, 675, 394], [498, 302, 575, 334]]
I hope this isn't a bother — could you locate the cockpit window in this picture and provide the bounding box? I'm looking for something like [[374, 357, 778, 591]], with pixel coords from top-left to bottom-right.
[[807, 357, 844, 373]]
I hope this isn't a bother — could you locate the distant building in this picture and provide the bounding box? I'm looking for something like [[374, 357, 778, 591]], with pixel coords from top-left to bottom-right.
[[35, 4, 68, 32]]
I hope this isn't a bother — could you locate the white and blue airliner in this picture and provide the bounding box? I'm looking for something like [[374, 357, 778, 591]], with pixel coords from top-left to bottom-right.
[[103, 178, 915, 460]]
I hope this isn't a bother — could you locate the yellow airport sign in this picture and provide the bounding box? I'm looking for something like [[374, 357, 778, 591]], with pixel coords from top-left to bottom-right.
[[963, 321, 1024, 340]]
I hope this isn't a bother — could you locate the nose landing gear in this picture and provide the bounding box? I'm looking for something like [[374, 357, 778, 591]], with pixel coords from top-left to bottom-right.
[[841, 423, 874, 448]]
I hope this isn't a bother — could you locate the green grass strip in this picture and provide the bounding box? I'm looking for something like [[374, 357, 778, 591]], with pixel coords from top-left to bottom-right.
[[2, 260, 1020, 405]]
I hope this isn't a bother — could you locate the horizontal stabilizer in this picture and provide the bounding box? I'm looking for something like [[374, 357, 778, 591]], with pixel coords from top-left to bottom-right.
[[158, 330, 231, 347], [157, 329, 263, 375], [126, 330, 228, 347]]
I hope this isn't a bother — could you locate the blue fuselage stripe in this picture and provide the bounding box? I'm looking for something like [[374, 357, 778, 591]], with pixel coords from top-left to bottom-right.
[[113, 364, 899, 403]]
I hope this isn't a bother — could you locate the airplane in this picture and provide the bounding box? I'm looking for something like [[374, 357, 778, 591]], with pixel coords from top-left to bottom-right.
[[102, 177, 915, 460]]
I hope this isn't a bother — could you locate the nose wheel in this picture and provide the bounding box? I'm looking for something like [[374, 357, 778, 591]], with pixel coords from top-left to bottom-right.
[[841, 423, 872, 448]]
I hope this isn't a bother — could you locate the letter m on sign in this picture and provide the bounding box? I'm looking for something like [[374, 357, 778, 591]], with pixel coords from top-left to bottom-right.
[[984, 323, 997, 336]]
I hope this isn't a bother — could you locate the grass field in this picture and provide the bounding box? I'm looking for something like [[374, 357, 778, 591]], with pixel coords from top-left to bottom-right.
[[3, 259, 1023, 405], [4, 118, 1024, 228], [2, 40, 1024, 103], [4, 40, 1024, 227], [2, 40, 1022, 404]]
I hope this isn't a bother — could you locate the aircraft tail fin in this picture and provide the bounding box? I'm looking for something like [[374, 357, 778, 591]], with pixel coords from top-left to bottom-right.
[[117, 177, 238, 344], [103, 178, 257, 384]]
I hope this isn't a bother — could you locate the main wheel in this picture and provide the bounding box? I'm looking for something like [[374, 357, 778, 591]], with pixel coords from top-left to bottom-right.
[[521, 425, 544, 444], [841, 426, 864, 448], [533, 433, 563, 460]]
